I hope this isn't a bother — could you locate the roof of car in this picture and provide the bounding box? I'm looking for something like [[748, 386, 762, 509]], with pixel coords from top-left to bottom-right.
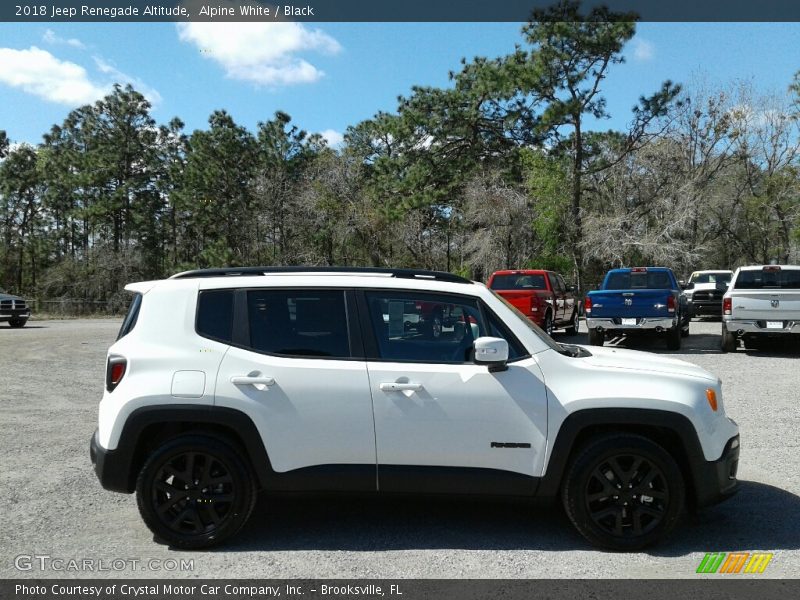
[[170, 266, 473, 284], [489, 269, 553, 276], [738, 264, 800, 271]]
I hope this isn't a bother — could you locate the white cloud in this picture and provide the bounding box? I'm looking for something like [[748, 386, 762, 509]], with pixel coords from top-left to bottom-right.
[[632, 38, 655, 62], [319, 129, 344, 147], [177, 20, 342, 86], [93, 56, 163, 105], [0, 46, 161, 108], [43, 28, 87, 50], [0, 46, 108, 105]]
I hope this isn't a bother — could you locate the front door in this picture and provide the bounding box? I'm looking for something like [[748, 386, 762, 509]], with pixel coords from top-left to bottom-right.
[[360, 290, 548, 495]]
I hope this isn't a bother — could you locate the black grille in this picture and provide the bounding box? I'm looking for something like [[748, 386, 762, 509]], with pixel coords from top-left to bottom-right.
[[0, 299, 26, 311], [693, 291, 720, 301]]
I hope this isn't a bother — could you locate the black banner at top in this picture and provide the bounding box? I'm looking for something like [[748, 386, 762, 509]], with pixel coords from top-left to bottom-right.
[[3, 0, 800, 22]]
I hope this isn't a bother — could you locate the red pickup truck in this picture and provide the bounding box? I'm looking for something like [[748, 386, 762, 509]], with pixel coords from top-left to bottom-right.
[[487, 269, 580, 335]]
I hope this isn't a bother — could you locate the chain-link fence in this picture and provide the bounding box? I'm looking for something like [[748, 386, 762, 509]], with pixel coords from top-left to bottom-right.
[[30, 298, 129, 317]]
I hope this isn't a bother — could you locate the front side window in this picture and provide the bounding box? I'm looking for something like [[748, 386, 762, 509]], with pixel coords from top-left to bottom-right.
[[247, 289, 350, 358], [365, 292, 486, 363]]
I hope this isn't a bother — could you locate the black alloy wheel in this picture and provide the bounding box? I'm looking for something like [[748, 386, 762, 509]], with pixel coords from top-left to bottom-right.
[[562, 433, 684, 550], [543, 311, 554, 336], [136, 435, 256, 549]]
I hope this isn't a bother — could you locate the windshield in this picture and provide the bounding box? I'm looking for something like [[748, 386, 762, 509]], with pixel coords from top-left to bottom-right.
[[490, 274, 547, 290], [690, 272, 732, 285], [490, 290, 566, 353]]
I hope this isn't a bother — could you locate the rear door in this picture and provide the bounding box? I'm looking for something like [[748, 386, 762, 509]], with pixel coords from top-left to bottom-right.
[[214, 288, 377, 491], [360, 289, 548, 495]]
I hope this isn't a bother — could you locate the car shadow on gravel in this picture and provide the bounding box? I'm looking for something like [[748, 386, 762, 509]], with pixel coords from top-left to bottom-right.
[[209, 480, 800, 554]]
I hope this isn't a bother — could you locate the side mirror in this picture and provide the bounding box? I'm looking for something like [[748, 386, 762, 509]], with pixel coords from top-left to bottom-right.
[[474, 337, 509, 372], [569, 285, 578, 293]]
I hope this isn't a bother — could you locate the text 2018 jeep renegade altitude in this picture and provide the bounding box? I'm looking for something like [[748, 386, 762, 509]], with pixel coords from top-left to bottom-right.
[[91, 267, 740, 551]]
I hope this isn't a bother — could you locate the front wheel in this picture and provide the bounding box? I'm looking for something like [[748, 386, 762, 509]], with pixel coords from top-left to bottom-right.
[[542, 311, 554, 337], [562, 433, 685, 551], [136, 435, 257, 549], [587, 328, 604, 346], [8, 318, 27, 328]]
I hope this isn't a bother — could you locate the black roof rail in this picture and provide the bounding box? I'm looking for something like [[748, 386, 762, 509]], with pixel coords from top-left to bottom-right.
[[169, 266, 473, 284]]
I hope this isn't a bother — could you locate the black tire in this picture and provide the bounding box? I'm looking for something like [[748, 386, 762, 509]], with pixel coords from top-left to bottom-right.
[[681, 320, 690, 338], [562, 433, 685, 551], [8, 318, 27, 328], [543, 311, 554, 337], [587, 328, 605, 346], [666, 326, 681, 350], [720, 325, 737, 353], [743, 336, 767, 351], [565, 310, 579, 336], [136, 435, 257, 550]]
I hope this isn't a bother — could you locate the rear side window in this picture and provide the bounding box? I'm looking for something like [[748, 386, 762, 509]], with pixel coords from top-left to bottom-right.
[[605, 271, 672, 290], [196, 290, 234, 343], [490, 274, 547, 290], [734, 269, 800, 290], [117, 293, 142, 340], [247, 290, 350, 358]]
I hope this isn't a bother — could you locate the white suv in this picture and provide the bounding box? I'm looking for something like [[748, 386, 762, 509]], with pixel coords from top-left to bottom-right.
[[91, 267, 740, 551]]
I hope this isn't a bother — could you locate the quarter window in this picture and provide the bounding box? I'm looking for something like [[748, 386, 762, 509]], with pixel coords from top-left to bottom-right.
[[246, 290, 350, 358], [196, 289, 234, 343]]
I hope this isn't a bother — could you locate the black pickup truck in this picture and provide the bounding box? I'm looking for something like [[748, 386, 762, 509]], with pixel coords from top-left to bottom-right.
[[0, 291, 31, 328]]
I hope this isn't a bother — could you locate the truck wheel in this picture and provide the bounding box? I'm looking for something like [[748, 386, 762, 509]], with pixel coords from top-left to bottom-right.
[[565, 310, 579, 335], [8, 318, 27, 328], [680, 321, 690, 338], [561, 433, 685, 551], [543, 311, 554, 336], [666, 327, 681, 350], [588, 328, 604, 346], [720, 325, 737, 353], [136, 435, 257, 550]]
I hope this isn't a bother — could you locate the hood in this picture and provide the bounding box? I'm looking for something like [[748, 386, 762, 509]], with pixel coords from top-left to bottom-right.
[[688, 282, 728, 294], [577, 345, 717, 383], [0, 292, 24, 301]]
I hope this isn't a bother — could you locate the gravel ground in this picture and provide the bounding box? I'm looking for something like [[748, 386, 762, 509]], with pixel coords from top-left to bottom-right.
[[1, 318, 798, 579]]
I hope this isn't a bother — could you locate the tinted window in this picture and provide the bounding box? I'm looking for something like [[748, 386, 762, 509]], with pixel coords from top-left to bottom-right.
[[605, 271, 672, 290], [117, 293, 142, 340], [197, 290, 234, 342], [366, 292, 485, 363], [247, 290, 349, 358], [485, 309, 526, 360], [490, 274, 547, 290], [734, 269, 800, 290]]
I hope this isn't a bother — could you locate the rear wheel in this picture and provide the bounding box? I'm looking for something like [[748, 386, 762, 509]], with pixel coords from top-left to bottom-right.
[[565, 310, 579, 335], [562, 433, 685, 551], [543, 311, 554, 337], [8, 318, 27, 328], [720, 325, 737, 353], [588, 328, 604, 346], [136, 435, 257, 549], [666, 326, 681, 350]]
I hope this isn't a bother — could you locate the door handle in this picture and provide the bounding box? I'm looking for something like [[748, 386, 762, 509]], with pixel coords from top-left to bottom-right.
[[231, 375, 275, 388], [380, 382, 423, 392]]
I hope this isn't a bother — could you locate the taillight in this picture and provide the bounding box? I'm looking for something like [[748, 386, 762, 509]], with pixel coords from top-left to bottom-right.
[[106, 356, 127, 392], [723, 297, 732, 316], [584, 296, 592, 314], [667, 295, 676, 314], [530, 295, 540, 313]]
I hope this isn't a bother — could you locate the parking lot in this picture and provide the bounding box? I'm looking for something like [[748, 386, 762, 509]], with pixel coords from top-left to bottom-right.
[[1, 318, 798, 579]]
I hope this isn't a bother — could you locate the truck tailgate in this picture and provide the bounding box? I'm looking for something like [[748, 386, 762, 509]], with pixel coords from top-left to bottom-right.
[[730, 291, 800, 321], [590, 290, 674, 319]]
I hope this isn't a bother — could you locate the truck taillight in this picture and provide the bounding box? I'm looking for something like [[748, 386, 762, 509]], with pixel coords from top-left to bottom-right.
[[106, 356, 127, 392], [584, 296, 592, 314], [667, 295, 676, 314], [723, 297, 732, 315]]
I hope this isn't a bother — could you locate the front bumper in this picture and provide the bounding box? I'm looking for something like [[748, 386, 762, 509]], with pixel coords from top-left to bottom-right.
[[0, 308, 31, 319], [689, 300, 722, 316], [693, 434, 740, 507], [723, 319, 800, 336], [586, 316, 677, 331], [90, 429, 134, 493]]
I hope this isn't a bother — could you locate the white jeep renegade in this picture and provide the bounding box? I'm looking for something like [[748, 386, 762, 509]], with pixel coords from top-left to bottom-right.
[[91, 267, 740, 551]]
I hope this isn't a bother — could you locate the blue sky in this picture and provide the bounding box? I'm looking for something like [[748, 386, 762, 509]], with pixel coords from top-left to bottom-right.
[[1, 22, 798, 146]]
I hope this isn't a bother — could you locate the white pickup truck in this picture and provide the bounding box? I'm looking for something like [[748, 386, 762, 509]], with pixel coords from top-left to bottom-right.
[[721, 265, 800, 352]]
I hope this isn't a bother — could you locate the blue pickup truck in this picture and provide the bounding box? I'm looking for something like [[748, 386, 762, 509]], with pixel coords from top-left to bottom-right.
[[584, 267, 690, 349]]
